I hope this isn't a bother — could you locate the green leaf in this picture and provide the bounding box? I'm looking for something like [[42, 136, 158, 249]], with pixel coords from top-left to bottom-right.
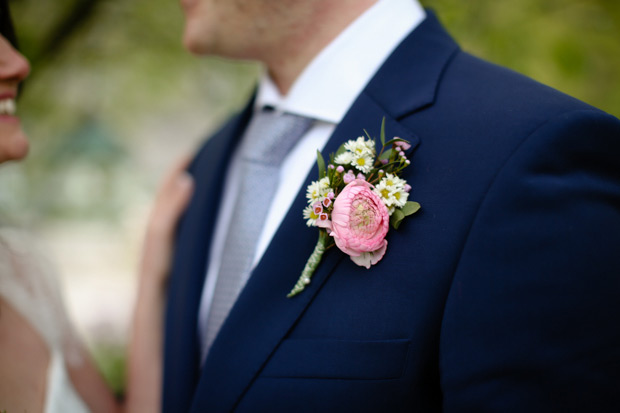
[[317, 150, 326, 178], [363, 128, 372, 140], [380, 117, 386, 147], [401, 201, 421, 217], [378, 148, 392, 162], [335, 142, 347, 158], [390, 209, 405, 230], [391, 202, 420, 230]]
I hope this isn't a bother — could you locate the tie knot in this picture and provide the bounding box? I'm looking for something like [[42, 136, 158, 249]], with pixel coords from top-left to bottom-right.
[[239, 107, 314, 166]]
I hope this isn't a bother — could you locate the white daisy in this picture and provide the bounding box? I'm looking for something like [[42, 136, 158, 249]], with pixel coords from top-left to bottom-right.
[[306, 181, 322, 202], [334, 151, 354, 165], [391, 187, 409, 208], [353, 153, 374, 173], [344, 136, 374, 156], [303, 205, 320, 227], [381, 173, 407, 190], [335, 137, 376, 173], [374, 181, 397, 207], [306, 176, 332, 202], [373, 173, 410, 215]]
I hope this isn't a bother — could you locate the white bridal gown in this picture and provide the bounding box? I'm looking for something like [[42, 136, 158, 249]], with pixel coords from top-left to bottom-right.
[[0, 227, 90, 413]]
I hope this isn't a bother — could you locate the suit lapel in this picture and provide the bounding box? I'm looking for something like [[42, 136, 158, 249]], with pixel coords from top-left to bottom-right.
[[162, 101, 254, 411], [190, 11, 459, 411]]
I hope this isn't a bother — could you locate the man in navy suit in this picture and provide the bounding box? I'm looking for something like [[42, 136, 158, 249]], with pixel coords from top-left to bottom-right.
[[164, 0, 620, 411]]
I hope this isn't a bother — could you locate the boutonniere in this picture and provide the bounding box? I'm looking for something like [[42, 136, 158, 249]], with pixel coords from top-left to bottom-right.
[[287, 119, 420, 297]]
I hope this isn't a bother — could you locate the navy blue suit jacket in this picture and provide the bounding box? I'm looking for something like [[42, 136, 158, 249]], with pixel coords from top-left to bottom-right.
[[163, 12, 620, 412]]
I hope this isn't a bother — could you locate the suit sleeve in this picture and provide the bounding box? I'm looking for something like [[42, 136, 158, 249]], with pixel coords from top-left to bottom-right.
[[439, 109, 620, 412]]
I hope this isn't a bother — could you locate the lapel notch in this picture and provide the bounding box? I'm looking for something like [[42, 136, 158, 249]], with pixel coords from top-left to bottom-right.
[[365, 10, 460, 119]]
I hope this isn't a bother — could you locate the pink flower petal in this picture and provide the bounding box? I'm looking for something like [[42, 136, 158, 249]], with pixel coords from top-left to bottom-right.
[[350, 241, 388, 268], [394, 140, 411, 150], [317, 219, 332, 232]]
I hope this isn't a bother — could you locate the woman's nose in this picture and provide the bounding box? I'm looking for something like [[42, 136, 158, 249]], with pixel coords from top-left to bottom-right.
[[0, 41, 31, 82]]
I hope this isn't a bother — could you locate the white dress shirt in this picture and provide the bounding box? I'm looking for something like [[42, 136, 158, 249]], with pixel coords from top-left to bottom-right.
[[198, 0, 426, 361]]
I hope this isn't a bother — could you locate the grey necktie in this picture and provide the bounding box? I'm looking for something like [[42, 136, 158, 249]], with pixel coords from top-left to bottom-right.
[[202, 107, 314, 357]]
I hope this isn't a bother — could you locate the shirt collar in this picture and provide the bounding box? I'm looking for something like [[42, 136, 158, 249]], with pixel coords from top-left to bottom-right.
[[256, 0, 426, 124]]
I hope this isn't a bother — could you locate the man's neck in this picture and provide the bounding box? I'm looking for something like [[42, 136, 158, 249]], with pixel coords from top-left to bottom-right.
[[265, 0, 378, 95]]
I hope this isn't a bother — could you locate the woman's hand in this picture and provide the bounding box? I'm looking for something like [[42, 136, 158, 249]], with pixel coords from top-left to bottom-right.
[[126, 156, 194, 413], [139, 156, 194, 290]]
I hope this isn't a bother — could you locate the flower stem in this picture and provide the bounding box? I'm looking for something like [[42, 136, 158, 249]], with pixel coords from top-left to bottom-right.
[[287, 230, 329, 298]]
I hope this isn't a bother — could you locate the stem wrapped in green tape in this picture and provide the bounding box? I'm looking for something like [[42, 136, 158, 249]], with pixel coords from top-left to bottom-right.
[[287, 230, 329, 298]]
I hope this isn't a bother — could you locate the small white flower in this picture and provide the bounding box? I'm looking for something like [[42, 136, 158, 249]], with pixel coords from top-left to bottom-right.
[[306, 176, 332, 202], [306, 181, 322, 202], [303, 205, 320, 227], [335, 137, 376, 173], [334, 151, 354, 165], [391, 187, 409, 208], [344, 136, 375, 156], [373, 173, 410, 215], [381, 173, 407, 190], [318, 176, 331, 189], [353, 153, 374, 173], [374, 181, 397, 207]]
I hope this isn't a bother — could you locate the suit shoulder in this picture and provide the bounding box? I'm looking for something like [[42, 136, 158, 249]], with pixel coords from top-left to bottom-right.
[[440, 50, 611, 121], [415, 49, 619, 161]]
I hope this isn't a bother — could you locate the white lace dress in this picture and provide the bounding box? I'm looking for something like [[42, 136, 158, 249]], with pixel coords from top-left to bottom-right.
[[0, 227, 90, 413]]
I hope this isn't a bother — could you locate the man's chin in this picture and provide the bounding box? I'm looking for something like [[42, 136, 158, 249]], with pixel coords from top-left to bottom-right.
[[182, 27, 212, 56]]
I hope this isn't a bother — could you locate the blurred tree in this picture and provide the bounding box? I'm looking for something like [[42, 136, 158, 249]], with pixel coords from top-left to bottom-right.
[[420, 0, 620, 116], [6, 0, 259, 222], [19, 0, 99, 67]]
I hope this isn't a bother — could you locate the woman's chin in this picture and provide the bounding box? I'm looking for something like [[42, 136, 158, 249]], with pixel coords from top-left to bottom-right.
[[0, 131, 30, 164]]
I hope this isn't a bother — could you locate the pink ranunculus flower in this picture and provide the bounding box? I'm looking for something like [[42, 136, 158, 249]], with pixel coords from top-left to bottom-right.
[[327, 179, 390, 268]]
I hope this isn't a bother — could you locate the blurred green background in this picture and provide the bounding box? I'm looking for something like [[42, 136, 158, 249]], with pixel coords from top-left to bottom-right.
[[2, 0, 619, 395]]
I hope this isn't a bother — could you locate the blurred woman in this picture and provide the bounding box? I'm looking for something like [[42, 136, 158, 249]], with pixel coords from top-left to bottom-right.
[[0, 1, 192, 411]]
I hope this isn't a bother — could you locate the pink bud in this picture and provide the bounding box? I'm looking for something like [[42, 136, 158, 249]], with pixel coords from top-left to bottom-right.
[[356, 173, 366, 181], [404, 184, 411, 192], [313, 202, 323, 214], [327, 192, 335, 199], [405, 160, 410, 165], [381, 159, 388, 165], [328, 164, 335, 169], [336, 165, 345, 173], [395, 140, 411, 150]]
